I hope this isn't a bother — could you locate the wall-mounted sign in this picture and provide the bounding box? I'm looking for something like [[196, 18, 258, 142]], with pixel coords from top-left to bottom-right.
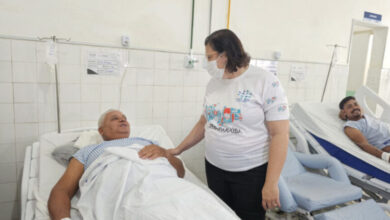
[[364, 11, 382, 23], [87, 51, 121, 76], [289, 64, 306, 82]]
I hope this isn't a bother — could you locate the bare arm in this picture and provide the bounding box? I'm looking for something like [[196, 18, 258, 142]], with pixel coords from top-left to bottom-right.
[[48, 158, 84, 220], [168, 115, 207, 155], [344, 126, 384, 158], [262, 120, 289, 210], [165, 154, 185, 178], [138, 145, 185, 178]]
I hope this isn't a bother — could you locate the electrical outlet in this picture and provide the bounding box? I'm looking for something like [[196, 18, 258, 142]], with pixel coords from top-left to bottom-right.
[[184, 54, 198, 69], [121, 35, 130, 47]]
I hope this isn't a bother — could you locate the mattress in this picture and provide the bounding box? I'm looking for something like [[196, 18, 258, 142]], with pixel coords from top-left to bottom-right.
[[291, 102, 390, 183], [30, 125, 233, 219]]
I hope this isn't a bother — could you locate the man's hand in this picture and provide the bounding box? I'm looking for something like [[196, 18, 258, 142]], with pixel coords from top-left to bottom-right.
[[138, 144, 185, 177], [138, 144, 168, 160], [339, 110, 347, 120]]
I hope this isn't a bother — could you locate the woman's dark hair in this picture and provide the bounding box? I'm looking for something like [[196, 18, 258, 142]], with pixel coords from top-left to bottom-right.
[[205, 29, 250, 73]]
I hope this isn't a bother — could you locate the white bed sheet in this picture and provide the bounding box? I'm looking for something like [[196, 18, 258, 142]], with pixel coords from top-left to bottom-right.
[[292, 102, 390, 174], [33, 125, 233, 219], [26, 201, 35, 220]]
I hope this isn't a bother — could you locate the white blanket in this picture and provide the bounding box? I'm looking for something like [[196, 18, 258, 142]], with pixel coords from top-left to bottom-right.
[[76, 145, 239, 220]]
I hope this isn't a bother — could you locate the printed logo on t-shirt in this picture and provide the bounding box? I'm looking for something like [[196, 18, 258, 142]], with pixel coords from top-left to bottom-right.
[[278, 104, 287, 112], [236, 90, 253, 103], [272, 81, 280, 88], [266, 96, 277, 104], [205, 104, 243, 126]]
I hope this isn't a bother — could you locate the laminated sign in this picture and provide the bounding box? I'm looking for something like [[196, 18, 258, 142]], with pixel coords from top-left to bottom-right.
[[87, 51, 121, 76]]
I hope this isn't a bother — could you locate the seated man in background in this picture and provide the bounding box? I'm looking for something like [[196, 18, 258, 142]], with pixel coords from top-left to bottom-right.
[[339, 96, 390, 163], [48, 109, 185, 220]]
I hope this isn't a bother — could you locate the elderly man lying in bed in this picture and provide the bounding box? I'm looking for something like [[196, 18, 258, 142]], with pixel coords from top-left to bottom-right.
[[339, 96, 390, 163], [48, 109, 238, 220]]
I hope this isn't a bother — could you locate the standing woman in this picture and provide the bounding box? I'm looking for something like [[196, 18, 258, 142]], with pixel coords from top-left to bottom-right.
[[168, 29, 289, 220]]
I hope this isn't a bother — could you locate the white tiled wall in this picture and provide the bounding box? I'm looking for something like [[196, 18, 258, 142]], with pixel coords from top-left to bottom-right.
[[0, 38, 351, 220]]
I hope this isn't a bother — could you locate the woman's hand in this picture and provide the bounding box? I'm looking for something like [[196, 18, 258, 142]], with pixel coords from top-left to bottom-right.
[[167, 147, 181, 156], [261, 182, 280, 210]]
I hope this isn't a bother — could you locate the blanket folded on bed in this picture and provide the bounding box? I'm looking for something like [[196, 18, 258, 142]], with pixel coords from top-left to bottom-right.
[[76, 145, 239, 220]]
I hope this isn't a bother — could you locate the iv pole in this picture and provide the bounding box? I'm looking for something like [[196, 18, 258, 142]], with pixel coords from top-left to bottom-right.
[[38, 36, 70, 133], [321, 44, 346, 102], [185, 0, 198, 68]]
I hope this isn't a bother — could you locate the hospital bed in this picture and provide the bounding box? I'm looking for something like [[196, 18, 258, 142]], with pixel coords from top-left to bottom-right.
[[290, 86, 390, 203], [21, 125, 236, 220], [265, 121, 390, 219]]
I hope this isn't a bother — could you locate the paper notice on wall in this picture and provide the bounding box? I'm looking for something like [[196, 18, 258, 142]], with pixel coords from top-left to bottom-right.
[[45, 41, 58, 66], [87, 51, 122, 76], [289, 64, 306, 82], [257, 60, 278, 76]]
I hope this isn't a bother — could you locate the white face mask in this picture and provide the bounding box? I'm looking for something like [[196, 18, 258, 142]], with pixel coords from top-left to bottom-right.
[[205, 58, 225, 79]]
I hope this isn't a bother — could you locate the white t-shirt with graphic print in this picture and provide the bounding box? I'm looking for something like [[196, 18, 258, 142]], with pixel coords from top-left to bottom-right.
[[203, 65, 289, 172]]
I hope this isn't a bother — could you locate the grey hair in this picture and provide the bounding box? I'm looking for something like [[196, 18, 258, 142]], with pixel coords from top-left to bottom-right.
[[98, 109, 120, 128]]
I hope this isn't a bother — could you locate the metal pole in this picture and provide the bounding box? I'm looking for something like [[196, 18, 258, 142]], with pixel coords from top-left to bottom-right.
[[208, 0, 213, 34], [52, 36, 62, 133], [227, 0, 231, 29], [38, 35, 70, 133], [321, 45, 337, 102], [54, 63, 61, 133], [190, 0, 195, 50]]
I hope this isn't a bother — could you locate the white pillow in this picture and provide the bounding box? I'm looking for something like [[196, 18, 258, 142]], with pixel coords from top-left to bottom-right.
[[74, 130, 103, 149]]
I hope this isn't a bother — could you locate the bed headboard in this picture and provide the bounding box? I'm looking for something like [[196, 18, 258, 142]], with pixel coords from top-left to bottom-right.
[[355, 86, 390, 123]]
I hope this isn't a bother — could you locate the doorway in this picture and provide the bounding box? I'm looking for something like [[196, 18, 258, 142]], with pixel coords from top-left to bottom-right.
[[347, 20, 388, 114], [347, 20, 388, 96]]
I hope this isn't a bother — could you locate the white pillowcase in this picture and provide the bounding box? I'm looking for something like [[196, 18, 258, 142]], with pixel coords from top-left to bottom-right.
[[74, 130, 104, 149]]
